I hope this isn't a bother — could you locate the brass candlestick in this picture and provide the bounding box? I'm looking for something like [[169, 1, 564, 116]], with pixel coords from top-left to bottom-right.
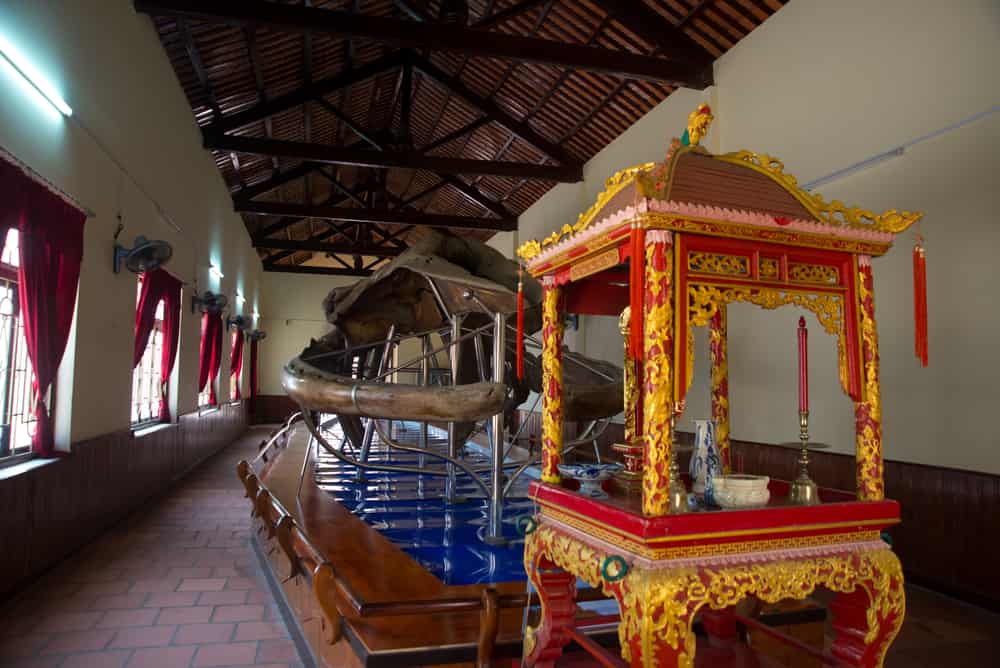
[[788, 410, 819, 505], [667, 409, 689, 514]]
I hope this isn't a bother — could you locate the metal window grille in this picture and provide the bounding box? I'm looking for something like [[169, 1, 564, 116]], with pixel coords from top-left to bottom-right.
[[131, 279, 166, 427], [0, 229, 38, 459]]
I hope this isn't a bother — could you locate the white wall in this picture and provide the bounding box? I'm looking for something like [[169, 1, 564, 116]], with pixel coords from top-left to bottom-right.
[[0, 1, 263, 443], [502, 0, 1000, 474], [257, 272, 356, 395]]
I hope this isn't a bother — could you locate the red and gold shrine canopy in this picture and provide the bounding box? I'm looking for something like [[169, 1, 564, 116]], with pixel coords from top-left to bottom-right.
[[518, 144, 921, 272]]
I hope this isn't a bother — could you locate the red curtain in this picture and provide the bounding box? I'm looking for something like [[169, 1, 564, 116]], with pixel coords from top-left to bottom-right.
[[248, 336, 259, 418], [0, 160, 86, 457], [229, 328, 244, 401], [198, 312, 223, 406], [133, 268, 182, 421]]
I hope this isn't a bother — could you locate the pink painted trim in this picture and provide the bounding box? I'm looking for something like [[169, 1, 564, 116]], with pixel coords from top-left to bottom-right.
[[527, 197, 896, 272], [646, 230, 672, 245]]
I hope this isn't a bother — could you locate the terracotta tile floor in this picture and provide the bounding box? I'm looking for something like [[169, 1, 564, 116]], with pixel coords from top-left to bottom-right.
[[0, 427, 305, 668], [4, 425, 1000, 668]]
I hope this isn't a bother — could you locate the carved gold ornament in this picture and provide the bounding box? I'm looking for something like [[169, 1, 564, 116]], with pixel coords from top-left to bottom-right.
[[517, 162, 654, 261], [718, 150, 922, 234], [642, 240, 674, 516], [710, 309, 730, 472], [789, 262, 840, 285], [620, 306, 638, 445], [855, 262, 884, 501], [541, 285, 565, 484], [688, 284, 851, 397], [687, 251, 750, 277], [759, 256, 779, 279], [525, 522, 906, 668], [686, 103, 714, 147]]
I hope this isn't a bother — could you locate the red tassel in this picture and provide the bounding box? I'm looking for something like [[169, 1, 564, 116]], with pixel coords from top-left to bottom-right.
[[516, 274, 525, 380], [913, 236, 928, 367]]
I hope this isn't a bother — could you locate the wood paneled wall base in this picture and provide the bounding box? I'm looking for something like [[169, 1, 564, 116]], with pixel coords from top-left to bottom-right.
[[0, 402, 248, 600], [252, 394, 299, 425], [520, 410, 1000, 610]]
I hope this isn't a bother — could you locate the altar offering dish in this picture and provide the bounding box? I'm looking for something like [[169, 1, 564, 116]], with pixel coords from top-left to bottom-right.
[[558, 463, 623, 499], [712, 474, 770, 508]]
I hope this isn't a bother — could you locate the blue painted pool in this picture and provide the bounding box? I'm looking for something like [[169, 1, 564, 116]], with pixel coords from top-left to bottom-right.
[[314, 422, 535, 586]]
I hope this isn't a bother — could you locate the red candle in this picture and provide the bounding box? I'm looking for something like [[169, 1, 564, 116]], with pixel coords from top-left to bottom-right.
[[797, 316, 809, 413]]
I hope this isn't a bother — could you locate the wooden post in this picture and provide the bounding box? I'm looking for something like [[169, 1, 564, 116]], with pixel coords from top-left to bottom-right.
[[641, 231, 675, 516], [710, 307, 731, 473], [540, 277, 564, 484]]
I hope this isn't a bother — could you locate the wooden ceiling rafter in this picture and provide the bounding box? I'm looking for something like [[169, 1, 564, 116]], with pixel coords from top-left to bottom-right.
[[205, 134, 583, 181], [238, 201, 517, 232], [135, 0, 714, 84]]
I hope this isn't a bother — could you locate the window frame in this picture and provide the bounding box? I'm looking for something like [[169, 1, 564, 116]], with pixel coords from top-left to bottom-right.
[[131, 277, 168, 430], [0, 228, 41, 466]]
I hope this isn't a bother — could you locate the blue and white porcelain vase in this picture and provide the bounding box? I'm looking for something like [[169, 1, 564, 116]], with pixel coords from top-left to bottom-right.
[[690, 420, 722, 503]]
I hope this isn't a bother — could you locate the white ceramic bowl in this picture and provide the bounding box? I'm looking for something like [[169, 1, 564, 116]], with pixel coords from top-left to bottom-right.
[[558, 463, 623, 499], [712, 474, 770, 509]]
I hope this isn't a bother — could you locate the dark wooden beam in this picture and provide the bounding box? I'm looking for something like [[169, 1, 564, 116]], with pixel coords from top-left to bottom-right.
[[134, 0, 711, 84], [596, 0, 714, 73], [410, 54, 576, 166], [253, 238, 404, 256], [440, 175, 514, 219], [237, 200, 517, 231], [207, 134, 581, 181], [472, 0, 548, 30], [399, 62, 413, 147], [262, 262, 373, 277], [198, 50, 407, 138], [232, 162, 317, 204], [421, 117, 490, 154]]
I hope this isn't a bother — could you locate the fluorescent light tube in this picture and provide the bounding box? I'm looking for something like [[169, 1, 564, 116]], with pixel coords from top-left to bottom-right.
[[0, 34, 72, 117]]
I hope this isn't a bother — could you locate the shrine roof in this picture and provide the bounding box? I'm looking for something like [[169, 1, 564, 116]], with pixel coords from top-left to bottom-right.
[[517, 131, 922, 270]]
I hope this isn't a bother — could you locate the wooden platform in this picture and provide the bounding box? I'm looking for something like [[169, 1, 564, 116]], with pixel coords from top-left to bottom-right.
[[246, 424, 528, 668]]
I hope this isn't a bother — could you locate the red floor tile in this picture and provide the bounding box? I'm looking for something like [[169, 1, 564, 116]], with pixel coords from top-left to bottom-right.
[[233, 621, 286, 641], [126, 645, 196, 668], [40, 629, 115, 654], [144, 592, 200, 608], [108, 624, 176, 648], [192, 641, 258, 667], [211, 604, 264, 623], [60, 650, 131, 668], [96, 608, 159, 628], [178, 578, 227, 592], [173, 622, 235, 644], [198, 590, 248, 606], [155, 606, 214, 625]]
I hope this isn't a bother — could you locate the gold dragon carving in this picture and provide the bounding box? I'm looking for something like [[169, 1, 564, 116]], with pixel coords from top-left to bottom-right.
[[855, 262, 884, 500]]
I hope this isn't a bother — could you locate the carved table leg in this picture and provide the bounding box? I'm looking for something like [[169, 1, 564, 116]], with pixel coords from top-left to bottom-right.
[[616, 587, 700, 668], [523, 556, 577, 667], [829, 551, 906, 668]]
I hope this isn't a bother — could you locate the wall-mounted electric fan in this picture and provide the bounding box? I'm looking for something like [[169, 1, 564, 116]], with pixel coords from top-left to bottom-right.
[[113, 235, 173, 274], [191, 291, 228, 314], [247, 329, 267, 342], [227, 315, 249, 330]]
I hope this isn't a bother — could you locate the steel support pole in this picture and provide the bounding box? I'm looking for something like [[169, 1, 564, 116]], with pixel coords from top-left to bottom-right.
[[445, 315, 465, 503], [419, 334, 431, 468], [356, 325, 395, 481], [485, 311, 507, 545]]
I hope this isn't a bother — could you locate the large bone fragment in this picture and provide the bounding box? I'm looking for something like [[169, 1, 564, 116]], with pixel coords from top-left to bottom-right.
[[283, 357, 505, 422]]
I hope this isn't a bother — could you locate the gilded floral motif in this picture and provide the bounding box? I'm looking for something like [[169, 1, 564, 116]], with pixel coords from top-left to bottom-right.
[[718, 150, 922, 234], [710, 309, 730, 472], [541, 285, 564, 483], [687, 251, 749, 276], [642, 240, 674, 516], [759, 256, 779, 279], [688, 284, 851, 397], [619, 306, 638, 446], [525, 521, 906, 668], [789, 262, 840, 285], [855, 261, 884, 501]]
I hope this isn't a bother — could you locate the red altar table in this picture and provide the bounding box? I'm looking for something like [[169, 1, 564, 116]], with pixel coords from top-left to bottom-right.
[[516, 106, 919, 668]]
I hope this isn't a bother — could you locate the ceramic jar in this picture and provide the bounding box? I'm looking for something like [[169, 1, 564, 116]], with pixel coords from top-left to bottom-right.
[[690, 419, 722, 502]]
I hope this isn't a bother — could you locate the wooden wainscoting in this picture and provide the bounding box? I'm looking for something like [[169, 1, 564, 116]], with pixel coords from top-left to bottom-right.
[[251, 394, 299, 425], [0, 402, 247, 601], [518, 410, 1000, 610]]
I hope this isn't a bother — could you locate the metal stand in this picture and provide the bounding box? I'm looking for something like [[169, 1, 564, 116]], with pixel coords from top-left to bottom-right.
[[667, 411, 689, 514], [788, 410, 819, 505], [484, 311, 507, 545]]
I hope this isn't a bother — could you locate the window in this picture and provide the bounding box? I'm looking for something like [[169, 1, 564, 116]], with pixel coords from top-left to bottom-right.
[[0, 229, 37, 461], [229, 329, 244, 402], [198, 374, 212, 409], [131, 278, 166, 427]]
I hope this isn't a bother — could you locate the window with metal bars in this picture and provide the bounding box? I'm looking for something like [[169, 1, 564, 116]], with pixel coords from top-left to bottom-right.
[[0, 228, 39, 462], [229, 330, 240, 402], [131, 277, 166, 428]]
